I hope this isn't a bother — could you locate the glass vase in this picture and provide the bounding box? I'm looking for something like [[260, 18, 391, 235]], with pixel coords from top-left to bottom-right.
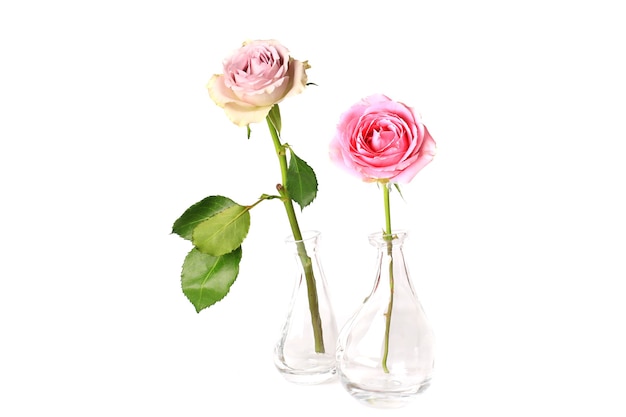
[[336, 230, 435, 408], [274, 230, 339, 384]]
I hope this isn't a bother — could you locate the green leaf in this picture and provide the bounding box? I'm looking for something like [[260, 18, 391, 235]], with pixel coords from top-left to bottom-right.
[[172, 195, 242, 241], [192, 204, 250, 256], [393, 183, 406, 201], [286, 150, 318, 210], [181, 246, 242, 313], [267, 104, 282, 134]]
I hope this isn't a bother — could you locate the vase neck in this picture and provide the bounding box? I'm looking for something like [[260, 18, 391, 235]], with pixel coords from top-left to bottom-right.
[[368, 230, 415, 294], [284, 230, 320, 255], [368, 230, 408, 249]]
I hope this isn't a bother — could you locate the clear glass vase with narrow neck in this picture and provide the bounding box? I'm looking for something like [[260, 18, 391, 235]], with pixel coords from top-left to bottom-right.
[[336, 230, 435, 408], [274, 230, 339, 384]]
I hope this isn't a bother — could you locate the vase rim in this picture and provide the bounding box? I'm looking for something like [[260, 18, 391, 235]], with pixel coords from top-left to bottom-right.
[[284, 229, 321, 244], [368, 229, 408, 244], [368, 229, 408, 238]]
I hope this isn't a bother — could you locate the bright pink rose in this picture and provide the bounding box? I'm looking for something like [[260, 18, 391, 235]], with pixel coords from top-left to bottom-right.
[[329, 94, 436, 183], [207, 39, 309, 127]]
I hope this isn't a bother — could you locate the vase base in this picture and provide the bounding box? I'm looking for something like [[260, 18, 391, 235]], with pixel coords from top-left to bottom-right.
[[276, 366, 337, 385], [340, 377, 431, 409]]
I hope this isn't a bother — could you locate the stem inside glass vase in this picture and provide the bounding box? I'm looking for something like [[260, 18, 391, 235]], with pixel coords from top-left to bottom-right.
[[266, 107, 325, 354], [381, 182, 394, 373]]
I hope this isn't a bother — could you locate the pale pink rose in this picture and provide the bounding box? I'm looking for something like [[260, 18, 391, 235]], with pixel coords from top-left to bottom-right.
[[329, 94, 436, 183], [207, 39, 309, 127]]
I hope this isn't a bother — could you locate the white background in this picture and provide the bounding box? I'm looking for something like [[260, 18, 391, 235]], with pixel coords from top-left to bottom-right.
[[1, 0, 625, 415]]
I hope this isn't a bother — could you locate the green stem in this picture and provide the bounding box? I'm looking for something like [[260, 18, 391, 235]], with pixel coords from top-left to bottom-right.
[[266, 109, 325, 354], [381, 182, 394, 373], [383, 182, 392, 235]]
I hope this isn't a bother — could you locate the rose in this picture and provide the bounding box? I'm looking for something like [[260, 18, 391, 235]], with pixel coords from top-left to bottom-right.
[[329, 94, 436, 183], [207, 39, 310, 127]]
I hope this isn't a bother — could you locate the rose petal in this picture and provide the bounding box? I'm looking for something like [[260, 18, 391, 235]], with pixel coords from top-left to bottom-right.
[[222, 102, 273, 127], [392, 125, 436, 183], [207, 74, 239, 108]]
